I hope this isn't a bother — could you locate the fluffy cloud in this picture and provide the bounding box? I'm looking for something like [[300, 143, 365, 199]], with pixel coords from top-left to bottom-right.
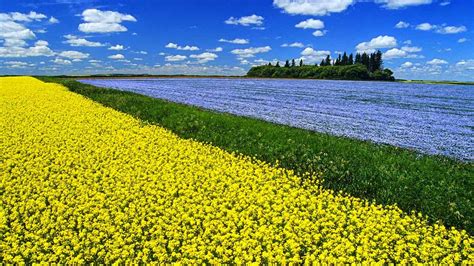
[[108, 54, 125, 60], [78, 9, 136, 33], [383, 48, 408, 59], [401, 46, 422, 52], [0, 40, 54, 57], [376, 0, 432, 9], [437, 25, 466, 34], [49, 17, 59, 24], [165, 42, 199, 51], [383, 45, 422, 59], [0, 12, 44, 49], [427, 58, 448, 65], [109, 44, 124, 50], [165, 55, 187, 62], [455, 60, 474, 70], [59, 50, 89, 59], [313, 30, 326, 37], [64, 34, 104, 47], [190, 52, 218, 63], [219, 38, 249, 44], [281, 42, 305, 48], [0, 11, 47, 22], [416, 23, 467, 34], [0, 21, 37, 43], [225, 14, 264, 26], [295, 19, 324, 29], [300, 47, 331, 64], [231, 46, 271, 58], [52, 58, 72, 65], [207, 47, 223, 52], [356, 35, 397, 53], [458, 38, 467, 43], [395, 21, 410, 28], [401, 61, 414, 68], [416, 22, 435, 31], [273, 0, 355, 16], [4, 61, 34, 68]]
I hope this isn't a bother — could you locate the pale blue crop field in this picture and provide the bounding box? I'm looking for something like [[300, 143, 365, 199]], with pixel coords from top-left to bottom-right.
[[79, 78, 474, 161]]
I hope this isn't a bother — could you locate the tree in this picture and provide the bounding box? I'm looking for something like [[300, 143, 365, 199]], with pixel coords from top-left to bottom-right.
[[320, 59, 325, 66], [284, 60, 290, 67], [375, 50, 383, 71], [268, 62, 272, 66], [291, 59, 296, 67], [325, 55, 331, 66], [348, 53, 354, 65], [342, 52, 348, 65], [335, 54, 342, 66], [299, 59, 303, 67], [275, 61, 280, 67], [355, 53, 362, 64], [369, 52, 376, 72], [361, 53, 370, 70]]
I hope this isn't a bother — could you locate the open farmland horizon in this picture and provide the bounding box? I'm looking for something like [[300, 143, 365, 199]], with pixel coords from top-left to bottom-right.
[[1, 0, 473, 263]]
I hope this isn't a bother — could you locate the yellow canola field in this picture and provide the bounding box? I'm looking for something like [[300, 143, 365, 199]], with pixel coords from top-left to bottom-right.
[[0, 77, 472, 264]]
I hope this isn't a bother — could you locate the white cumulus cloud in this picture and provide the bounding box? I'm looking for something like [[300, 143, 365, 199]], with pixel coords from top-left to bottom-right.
[[395, 21, 410, 28], [207, 47, 223, 52], [109, 44, 124, 50], [427, 58, 448, 65], [165, 55, 187, 62], [231, 46, 271, 58], [383, 48, 408, 59], [219, 38, 249, 44], [281, 42, 305, 48], [295, 19, 324, 29], [300, 47, 331, 64], [165, 42, 199, 51], [416, 22, 435, 31], [273, 0, 355, 16], [190, 52, 218, 63], [64, 34, 104, 47], [401, 61, 414, 68], [52, 58, 72, 65], [356, 35, 397, 53], [225, 14, 264, 26], [49, 16, 59, 24], [78, 9, 136, 33], [108, 54, 125, 60], [312, 30, 326, 37], [437, 25, 467, 34], [59, 50, 89, 59], [0, 40, 54, 58], [401, 46, 422, 52], [376, 0, 432, 9]]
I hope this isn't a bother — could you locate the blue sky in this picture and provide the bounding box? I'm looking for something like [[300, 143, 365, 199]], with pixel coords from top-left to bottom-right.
[[1, 0, 473, 80]]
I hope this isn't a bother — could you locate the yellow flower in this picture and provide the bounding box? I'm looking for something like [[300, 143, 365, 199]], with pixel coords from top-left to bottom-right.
[[0, 77, 472, 264]]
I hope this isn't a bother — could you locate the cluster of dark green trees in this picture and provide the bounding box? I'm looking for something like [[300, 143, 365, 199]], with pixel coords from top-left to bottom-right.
[[247, 50, 395, 81]]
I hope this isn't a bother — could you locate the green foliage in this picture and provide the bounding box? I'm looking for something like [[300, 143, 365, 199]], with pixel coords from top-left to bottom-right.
[[247, 63, 391, 81], [248, 50, 390, 80], [37, 77, 473, 234]]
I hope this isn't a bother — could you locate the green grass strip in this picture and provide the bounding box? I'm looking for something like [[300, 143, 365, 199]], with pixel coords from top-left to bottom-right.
[[37, 76, 473, 234]]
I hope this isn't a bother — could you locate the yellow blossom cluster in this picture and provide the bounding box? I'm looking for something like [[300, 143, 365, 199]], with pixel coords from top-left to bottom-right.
[[0, 77, 472, 264]]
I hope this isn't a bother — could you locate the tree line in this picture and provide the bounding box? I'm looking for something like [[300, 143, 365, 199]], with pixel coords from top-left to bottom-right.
[[247, 50, 394, 81]]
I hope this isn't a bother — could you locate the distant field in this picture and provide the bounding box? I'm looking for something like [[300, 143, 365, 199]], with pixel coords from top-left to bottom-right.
[[399, 79, 474, 86], [38, 76, 474, 234]]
